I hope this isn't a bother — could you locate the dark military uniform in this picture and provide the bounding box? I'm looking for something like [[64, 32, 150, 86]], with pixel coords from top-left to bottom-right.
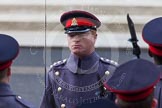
[[40, 10, 118, 108], [0, 83, 34, 108], [76, 98, 119, 108], [0, 34, 35, 108], [41, 52, 118, 108], [142, 17, 162, 108], [155, 65, 162, 108]]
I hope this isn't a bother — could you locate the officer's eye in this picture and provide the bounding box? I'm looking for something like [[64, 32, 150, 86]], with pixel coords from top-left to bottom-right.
[[67, 33, 76, 37], [79, 32, 88, 37]]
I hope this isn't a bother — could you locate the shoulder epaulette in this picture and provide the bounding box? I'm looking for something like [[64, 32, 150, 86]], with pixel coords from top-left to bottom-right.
[[15, 95, 34, 108], [50, 59, 67, 68], [100, 57, 118, 66]]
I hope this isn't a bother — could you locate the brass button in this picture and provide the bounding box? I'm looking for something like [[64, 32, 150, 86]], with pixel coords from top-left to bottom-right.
[[58, 87, 62, 92], [61, 104, 66, 108], [104, 87, 107, 90], [55, 71, 60, 76], [105, 71, 110, 75], [17, 96, 22, 99], [50, 65, 53, 68]]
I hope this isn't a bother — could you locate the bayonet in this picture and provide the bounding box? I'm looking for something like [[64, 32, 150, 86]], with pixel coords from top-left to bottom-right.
[[127, 14, 141, 58]]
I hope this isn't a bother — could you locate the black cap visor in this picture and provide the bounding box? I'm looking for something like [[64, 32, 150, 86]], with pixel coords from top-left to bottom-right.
[[64, 26, 96, 34]]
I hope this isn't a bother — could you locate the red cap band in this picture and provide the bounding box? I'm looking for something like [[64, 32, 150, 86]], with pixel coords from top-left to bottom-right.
[[66, 18, 95, 28], [149, 45, 162, 56], [117, 87, 154, 102], [0, 61, 12, 71]]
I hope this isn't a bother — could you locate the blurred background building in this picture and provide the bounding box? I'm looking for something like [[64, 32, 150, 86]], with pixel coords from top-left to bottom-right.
[[0, 0, 161, 107]]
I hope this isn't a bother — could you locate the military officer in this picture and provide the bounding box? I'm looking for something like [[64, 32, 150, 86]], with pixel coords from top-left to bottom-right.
[[40, 10, 118, 108], [0, 34, 34, 108], [142, 17, 162, 108], [104, 59, 160, 108]]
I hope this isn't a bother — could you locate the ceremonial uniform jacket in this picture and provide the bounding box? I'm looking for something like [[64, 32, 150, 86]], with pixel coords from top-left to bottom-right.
[[0, 83, 34, 108], [155, 65, 162, 108], [40, 52, 118, 108]]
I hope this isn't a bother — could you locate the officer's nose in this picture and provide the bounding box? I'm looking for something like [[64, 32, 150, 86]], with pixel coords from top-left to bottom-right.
[[73, 35, 81, 41]]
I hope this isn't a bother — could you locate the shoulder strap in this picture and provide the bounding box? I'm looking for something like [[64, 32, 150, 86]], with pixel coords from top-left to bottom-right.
[[100, 57, 118, 67], [50, 59, 67, 68], [48, 59, 67, 72], [15, 95, 34, 108]]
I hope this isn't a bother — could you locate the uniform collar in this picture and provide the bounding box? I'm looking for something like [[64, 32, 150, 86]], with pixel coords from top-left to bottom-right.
[[66, 52, 100, 74], [0, 82, 15, 96]]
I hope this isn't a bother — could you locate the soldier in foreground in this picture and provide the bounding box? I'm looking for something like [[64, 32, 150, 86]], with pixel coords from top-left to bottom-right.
[[104, 59, 159, 108], [0, 34, 34, 108], [142, 17, 162, 108]]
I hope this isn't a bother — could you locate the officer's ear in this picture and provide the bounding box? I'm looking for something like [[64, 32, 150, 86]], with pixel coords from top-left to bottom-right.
[[91, 30, 97, 39], [152, 98, 157, 108], [115, 98, 118, 104], [148, 50, 153, 57], [95, 33, 97, 39], [7, 68, 11, 76]]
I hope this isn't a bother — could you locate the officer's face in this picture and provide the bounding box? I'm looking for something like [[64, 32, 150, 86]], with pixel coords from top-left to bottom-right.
[[67, 30, 97, 57]]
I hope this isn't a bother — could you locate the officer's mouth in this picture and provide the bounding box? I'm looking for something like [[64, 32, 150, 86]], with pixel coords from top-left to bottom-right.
[[72, 45, 82, 49]]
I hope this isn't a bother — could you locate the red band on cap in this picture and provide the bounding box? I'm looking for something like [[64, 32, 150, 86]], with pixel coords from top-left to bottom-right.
[[149, 46, 162, 56], [66, 18, 95, 28], [0, 61, 12, 71], [117, 87, 154, 102]]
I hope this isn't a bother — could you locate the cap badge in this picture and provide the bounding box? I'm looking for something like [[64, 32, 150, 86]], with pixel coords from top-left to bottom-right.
[[71, 18, 78, 26]]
